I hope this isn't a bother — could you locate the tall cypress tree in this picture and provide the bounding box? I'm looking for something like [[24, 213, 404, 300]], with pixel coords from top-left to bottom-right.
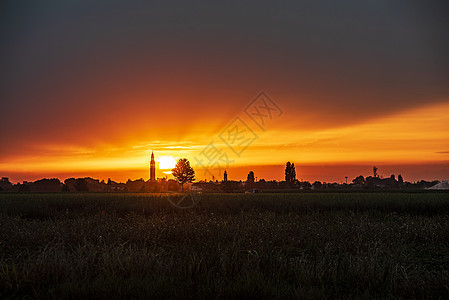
[[285, 162, 297, 183], [285, 162, 291, 182]]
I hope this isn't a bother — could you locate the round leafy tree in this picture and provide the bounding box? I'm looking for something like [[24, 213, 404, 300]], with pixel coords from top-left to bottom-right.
[[171, 158, 195, 191]]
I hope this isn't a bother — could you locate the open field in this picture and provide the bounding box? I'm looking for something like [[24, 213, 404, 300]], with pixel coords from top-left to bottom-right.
[[1, 192, 449, 298]]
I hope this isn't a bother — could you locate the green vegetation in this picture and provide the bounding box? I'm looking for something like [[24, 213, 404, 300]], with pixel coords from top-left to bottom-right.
[[1, 192, 449, 298]]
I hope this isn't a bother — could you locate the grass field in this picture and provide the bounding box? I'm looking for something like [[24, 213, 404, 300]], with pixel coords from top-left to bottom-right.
[[1, 192, 449, 298]]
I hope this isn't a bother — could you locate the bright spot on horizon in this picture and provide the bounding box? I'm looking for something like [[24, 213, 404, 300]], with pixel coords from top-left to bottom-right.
[[158, 156, 177, 170]]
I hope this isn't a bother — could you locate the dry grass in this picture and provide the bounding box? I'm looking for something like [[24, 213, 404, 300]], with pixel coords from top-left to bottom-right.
[[1, 192, 448, 298]]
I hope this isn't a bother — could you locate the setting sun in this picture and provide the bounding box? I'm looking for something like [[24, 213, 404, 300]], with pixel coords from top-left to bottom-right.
[[157, 156, 177, 174]]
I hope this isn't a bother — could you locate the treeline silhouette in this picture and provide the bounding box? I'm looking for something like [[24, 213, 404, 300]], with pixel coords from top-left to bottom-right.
[[0, 172, 441, 193], [0, 177, 181, 192], [197, 175, 440, 193]]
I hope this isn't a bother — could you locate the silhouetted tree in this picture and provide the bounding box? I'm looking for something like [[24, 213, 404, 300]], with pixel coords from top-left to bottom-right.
[[247, 171, 255, 183], [18, 183, 30, 192], [398, 174, 404, 184], [0, 177, 12, 191], [74, 178, 88, 191], [285, 162, 296, 183], [257, 178, 266, 189], [171, 158, 195, 191], [352, 175, 365, 185], [291, 163, 296, 182], [1, 177, 11, 183], [373, 166, 378, 178], [301, 181, 312, 189], [312, 181, 322, 189]]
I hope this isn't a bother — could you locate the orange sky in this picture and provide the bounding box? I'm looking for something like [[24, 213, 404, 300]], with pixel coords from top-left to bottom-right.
[[1, 2, 448, 183], [1, 100, 448, 183]]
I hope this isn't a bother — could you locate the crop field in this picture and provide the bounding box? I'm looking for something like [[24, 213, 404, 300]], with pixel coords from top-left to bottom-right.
[[1, 192, 449, 298]]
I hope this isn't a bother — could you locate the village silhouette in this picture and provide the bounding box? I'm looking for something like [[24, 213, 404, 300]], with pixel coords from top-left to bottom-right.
[[0, 152, 444, 192]]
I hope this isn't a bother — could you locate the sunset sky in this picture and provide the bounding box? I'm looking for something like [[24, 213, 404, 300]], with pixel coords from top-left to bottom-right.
[[1, 1, 448, 183]]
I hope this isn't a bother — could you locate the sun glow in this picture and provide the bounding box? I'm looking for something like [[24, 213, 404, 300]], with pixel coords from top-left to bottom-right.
[[158, 156, 177, 170]]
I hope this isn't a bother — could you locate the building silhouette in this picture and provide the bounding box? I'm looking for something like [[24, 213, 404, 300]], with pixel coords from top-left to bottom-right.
[[150, 151, 156, 181], [224, 170, 228, 182]]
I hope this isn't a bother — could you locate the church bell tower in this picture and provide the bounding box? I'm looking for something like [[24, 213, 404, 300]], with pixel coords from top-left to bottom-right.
[[150, 151, 156, 181]]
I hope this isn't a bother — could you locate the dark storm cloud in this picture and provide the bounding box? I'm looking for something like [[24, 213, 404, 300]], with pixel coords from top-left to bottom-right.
[[1, 0, 448, 152]]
